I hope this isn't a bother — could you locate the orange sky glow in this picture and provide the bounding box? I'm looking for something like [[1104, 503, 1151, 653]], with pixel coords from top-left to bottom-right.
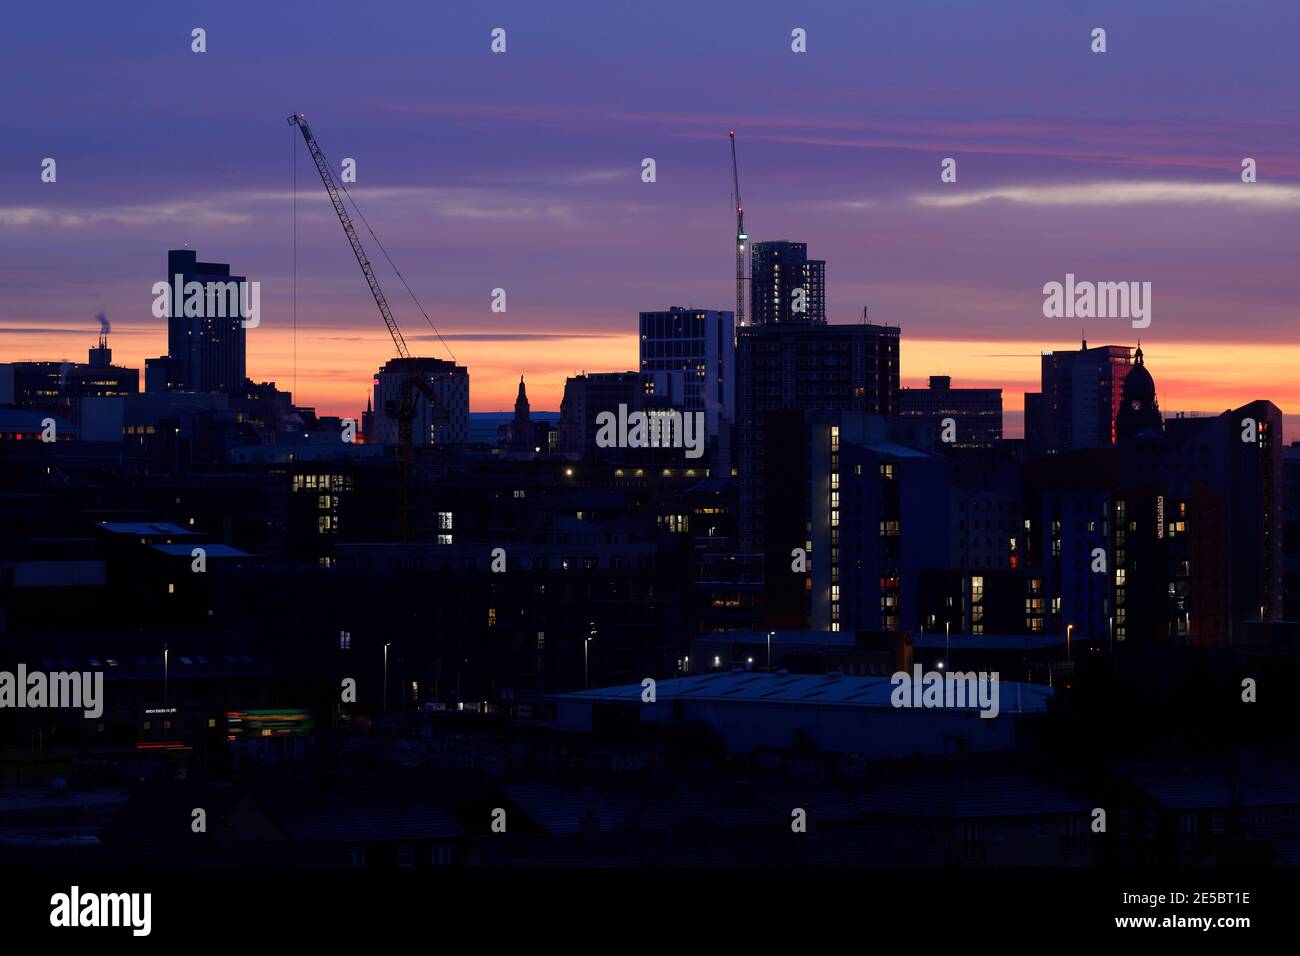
[[5, 324, 1296, 438]]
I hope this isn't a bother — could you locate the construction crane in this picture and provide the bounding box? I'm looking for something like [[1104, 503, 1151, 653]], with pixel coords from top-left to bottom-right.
[[289, 112, 441, 539], [288, 114, 411, 359], [729, 130, 747, 328]]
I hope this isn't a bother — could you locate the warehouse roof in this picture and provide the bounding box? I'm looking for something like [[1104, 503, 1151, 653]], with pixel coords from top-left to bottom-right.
[[561, 670, 1052, 714]]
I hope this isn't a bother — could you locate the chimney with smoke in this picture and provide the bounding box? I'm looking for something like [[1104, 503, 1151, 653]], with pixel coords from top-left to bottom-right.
[[89, 311, 111, 367]]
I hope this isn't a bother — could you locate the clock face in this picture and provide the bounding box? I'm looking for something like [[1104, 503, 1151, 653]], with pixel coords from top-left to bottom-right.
[[1130, 400, 1142, 411]]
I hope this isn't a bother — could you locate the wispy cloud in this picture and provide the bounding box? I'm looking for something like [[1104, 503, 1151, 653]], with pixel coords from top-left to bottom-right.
[[0, 201, 251, 228], [417, 331, 622, 342], [0, 186, 580, 231], [912, 181, 1300, 209], [825, 198, 878, 211], [240, 186, 578, 222]]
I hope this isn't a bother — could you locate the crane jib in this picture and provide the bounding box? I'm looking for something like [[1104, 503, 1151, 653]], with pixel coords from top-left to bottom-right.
[[289, 114, 411, 360]]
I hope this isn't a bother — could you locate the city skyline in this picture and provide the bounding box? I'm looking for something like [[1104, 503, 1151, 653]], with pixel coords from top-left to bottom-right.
[[3, 1, 1299, 430], [5, 1, 1300, 913]]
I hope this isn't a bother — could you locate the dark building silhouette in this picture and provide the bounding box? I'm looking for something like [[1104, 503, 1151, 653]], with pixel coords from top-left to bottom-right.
[[898, 374, 1002, 450], [1026, 339, 1133, 456], [371, 356, 469, 446], [1115, 346, 1163, 442], [638, 307, 736, 440], [836, 423, 950, 632], [164, 249, 248, 394], [509, 375, 531, 453], [749, 241, 826, 326], [557, 370, 684, 460], [737, 321, 901, 573], [1286, 443, 1300, 621], [0, 331, 138, 427], [498, 376, 553, 455], [144, 355, 183, 393]]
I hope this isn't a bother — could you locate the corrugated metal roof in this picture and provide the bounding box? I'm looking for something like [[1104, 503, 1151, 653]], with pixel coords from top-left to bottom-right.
[[97, 521, 194, 536], [562, 670, 1052, 714], [151, 543, 251, 558]]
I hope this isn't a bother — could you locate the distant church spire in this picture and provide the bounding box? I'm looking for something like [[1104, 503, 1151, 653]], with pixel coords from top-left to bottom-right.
[[509, 375, 533, 453], [514, 375, 530, 421]]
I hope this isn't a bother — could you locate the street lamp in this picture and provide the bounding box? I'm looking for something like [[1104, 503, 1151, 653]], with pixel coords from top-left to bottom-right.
[[383, 643, 391, 713], [585, 623, 596, 689], [1108, 616, 1114, 653], [945, 620, 950, 667], [767, 631, 774, 669], [1066, 624, 1072, 664]]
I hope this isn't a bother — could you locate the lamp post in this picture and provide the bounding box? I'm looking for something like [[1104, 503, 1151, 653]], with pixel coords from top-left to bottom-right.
[[1108, 616, 1114, 653], [1066, 624, 1072, 664], [585, 622, 596, 689], [163, 644, 169, 745], [945, 620, 950, 668], [383, 643, 391, 714], [767, 631, 774, 669]]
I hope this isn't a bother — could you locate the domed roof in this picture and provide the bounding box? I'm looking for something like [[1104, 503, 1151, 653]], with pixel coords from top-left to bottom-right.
[[1116, 344, 1163, 442], [1123, 346, 1156, 400]]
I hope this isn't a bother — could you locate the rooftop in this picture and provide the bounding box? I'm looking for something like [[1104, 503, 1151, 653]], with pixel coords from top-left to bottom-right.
[[560, 670, 1052, 714], [96, 521, 194, 537], [150, 543, 251, 558]]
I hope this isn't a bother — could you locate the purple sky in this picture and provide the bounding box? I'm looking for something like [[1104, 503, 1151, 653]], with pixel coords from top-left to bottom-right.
[[2, 0, 1298, 422]]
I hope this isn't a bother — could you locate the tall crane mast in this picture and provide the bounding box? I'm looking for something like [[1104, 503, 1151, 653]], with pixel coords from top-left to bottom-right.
[[729, 130, 747, 328], [289, 112, 443, 541], [288, 113, 411, 359]]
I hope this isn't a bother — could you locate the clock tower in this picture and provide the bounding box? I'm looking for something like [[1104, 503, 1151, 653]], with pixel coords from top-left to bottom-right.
[[1115, 345, 1163, 442]]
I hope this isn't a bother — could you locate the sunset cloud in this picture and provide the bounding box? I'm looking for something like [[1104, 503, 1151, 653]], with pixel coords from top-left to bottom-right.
[[912, 181, 1300, 209]]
